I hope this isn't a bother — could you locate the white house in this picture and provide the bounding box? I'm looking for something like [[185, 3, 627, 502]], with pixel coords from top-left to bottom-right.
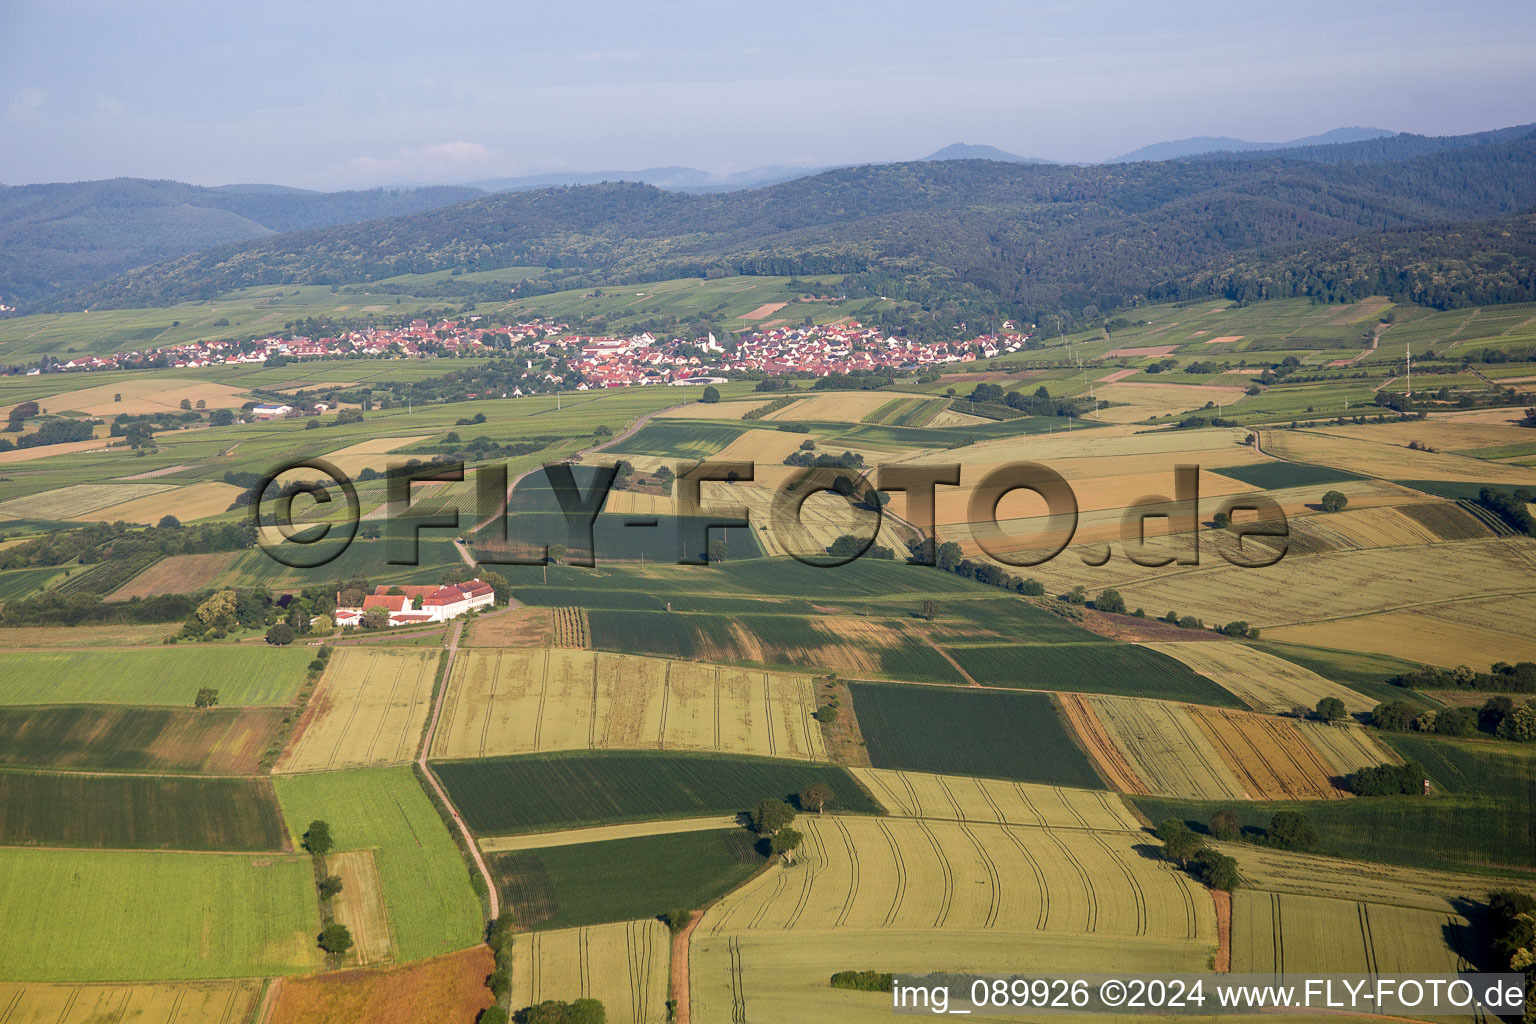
[[327, 579, 496, 628]]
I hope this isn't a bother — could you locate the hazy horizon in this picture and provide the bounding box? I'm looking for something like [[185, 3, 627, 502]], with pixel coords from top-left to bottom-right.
[[3, 0, 1535, 190]]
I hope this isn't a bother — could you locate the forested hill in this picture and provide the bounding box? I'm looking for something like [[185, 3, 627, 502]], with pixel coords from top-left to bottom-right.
[[61, 132, 1536, 326], [1164, 211, 1536, 309], [0, 178, 482, 308], [1184, 123, 1536, 164]]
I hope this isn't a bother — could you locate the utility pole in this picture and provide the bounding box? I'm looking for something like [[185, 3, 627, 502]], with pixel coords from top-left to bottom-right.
[[1405, 342, 1412, 399]]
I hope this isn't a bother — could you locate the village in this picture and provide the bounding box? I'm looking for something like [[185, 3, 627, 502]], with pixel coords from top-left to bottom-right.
[[15, 314, 1035, 387]]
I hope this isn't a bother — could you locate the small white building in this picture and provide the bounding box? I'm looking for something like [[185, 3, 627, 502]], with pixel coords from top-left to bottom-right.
[[251, 403, 294, 419]]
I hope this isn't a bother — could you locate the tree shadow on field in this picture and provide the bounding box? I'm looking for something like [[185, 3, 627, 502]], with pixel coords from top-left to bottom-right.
[[1131, 842, 1167, 863]]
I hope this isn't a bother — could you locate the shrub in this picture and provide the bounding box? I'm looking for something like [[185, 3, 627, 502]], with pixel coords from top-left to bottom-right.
[[1321, 490, 1349, 513]]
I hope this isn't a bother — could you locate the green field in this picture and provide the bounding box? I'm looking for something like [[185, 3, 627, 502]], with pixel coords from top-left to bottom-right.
[[1394, 479, 1535, 500], [0, 846, 320, 980], [489, 828, 765, 930], [433, 752, 880, 835], [848, 683, 1105, 787], [272, 766, 484, 962], [1134, 785, 1536, 877], [0, 771, 286, 851], [0, 647, 311, 706], [1212, 462, 1365, 489], [608, 421, 754, 459], [0, 706, 287, 773], [1252, 640, 1434, 706], [942, 642, 1244, 705]]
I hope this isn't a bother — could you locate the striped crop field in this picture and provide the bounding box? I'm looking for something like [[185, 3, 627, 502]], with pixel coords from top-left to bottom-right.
[[506, 920, 669, 1024], [695, 813, 1213, 939], [431, 649, 825, 762], [1185, 707, 1348, 800], [1231, 890, 1474, 975], [276, 648, 440, 772], [1142, 641, 1375, 715], [1074, 696, 1247, 800]]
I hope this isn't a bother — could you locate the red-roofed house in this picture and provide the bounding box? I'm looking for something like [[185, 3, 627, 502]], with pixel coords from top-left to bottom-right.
[[325, 579, 497, 629]]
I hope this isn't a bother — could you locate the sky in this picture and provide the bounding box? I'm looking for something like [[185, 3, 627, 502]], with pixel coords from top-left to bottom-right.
[[3, 0, 1535, 191]]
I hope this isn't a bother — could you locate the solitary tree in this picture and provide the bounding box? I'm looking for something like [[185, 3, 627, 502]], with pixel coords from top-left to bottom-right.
[[194, 687, 219, 709], [1095, 589, 1126, 614], [1315, 696, 1347, 723], [302, 820, 334, 856], [1211, 510, 1230, 529], [318, 923, 353, 955], [921, 599, 937, 621], [708, 540, 729, 563], [751, 798, 796, 835], [547, 544, 568, 565], [700, 385, 721, 404], [800, 782, 835, 815], [662, 908, 692, 934], [318, 875, 344, 900], [1321, 490, 1349, 513], [265, 623, 295, 646], [157, 515, 181, 529]]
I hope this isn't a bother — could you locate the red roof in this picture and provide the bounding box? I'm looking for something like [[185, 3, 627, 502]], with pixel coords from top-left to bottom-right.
[[422, 585, 465, 607], [362, 595, 408, 612], [459, 581, 495, 599]]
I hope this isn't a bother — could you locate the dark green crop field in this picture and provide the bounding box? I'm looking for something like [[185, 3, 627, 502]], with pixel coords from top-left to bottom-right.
[[489, 827, 765, 930], [943, 642, 1243, 706], [848, 683, 1104, 787], [433, 751, 879, 834], [0, 771, 287, 851], [1212, 462, 1365, 489]]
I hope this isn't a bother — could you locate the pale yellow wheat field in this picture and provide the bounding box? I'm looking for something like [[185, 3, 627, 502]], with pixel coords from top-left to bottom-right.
[[0, 981, 262, 1023], [1231, 890, 1471, 976], [1142, 642, 1374, 714], [507, 920, 669, 1024], [276, 648, 438, 772], [431, 649, 825, 761], [1085, 696, 1248, 800], [326, 849, 394, 966]]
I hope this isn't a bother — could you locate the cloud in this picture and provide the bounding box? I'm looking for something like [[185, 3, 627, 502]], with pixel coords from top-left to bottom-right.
[[5, 87, 47, 121], [320, 140, 498, 186]]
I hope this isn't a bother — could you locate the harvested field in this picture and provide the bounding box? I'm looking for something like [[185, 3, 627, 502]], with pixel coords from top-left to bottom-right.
[[0, 482, 175, 519], [1205, 335, 1244, 344], [0, 622, 174, 646], [850, 767, 1142, 831], [507, 920, 669, 1024], [1287, 502, 1476, 550], [434, 752, 877, 835], [710, 426, 819, 464], [760, 391, 901, 423], [464, 605, 553, 646], [106, 550, 239, 600], [1186, 707, 1347, 800], [1057, 694, 1150, 794], [276, 648, 438, 772], [1267, 595, 1536, 666], [1231, 890, 1472, 975], [85, 481, 244, 525], [1084, 696, 1247, 800], [1096, 368, 1140, 383], [0, 980, 263, 1024], [1142, 641, 1374, 714], [1396, 500, 1497, 540], [0, 771, 287, 851], [697, 814, 1213, 939], [1264, 428, 1536, 484], [743, 301, 787, 319], [321, 435, 435, 476], [0, 846, 320, 980], [432, 649, 825, 762], [326, 849, 393, 965], [1112, 537, 1535, 631], [0, 436, 116, 463], [0, 647, 310, 706], [3, 379, 250, 418], [268, 947, 493, 1024], [1097, 345, 1179, 359], [0, 705, 286, 774], [849, 683, 1104, 787]]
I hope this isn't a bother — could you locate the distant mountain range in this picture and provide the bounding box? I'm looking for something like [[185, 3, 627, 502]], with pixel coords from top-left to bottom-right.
[[0, 179, 480, 308], [7, 122, 1535, 313], [60, 129, 1536, 337], [1111, 126, 1396, 162]]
